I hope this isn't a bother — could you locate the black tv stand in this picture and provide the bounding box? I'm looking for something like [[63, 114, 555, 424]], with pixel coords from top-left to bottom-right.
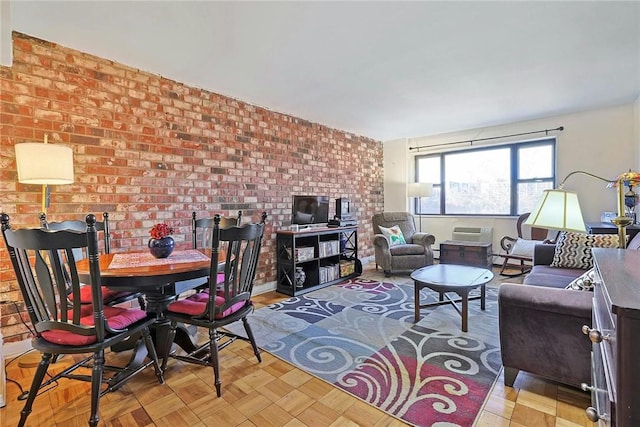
[[276, 226, 359, 296], [328, 218, 356, 228], [298, 223, 327, 230]]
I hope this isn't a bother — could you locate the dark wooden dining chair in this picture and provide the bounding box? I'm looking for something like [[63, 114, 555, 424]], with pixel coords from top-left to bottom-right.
[[191, 210, 243, 249], [1, 213, 164, 427], [39, 212, 145, 308], [190, 210, 243, 290], [162, 212, 267, 396]]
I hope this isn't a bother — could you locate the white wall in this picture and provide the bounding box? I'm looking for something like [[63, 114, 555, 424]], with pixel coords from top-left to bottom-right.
[[383, 103, 639, 260], [634, 95, 640, 166], [0, 1, 11, 66], [383, 138, 409, 210]]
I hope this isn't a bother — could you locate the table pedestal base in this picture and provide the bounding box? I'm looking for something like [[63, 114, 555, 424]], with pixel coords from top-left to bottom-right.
[[111, 294, 200, 369]]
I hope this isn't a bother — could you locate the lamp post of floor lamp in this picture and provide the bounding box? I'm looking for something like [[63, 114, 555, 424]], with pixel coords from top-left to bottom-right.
[[407, 182, 433, 233]]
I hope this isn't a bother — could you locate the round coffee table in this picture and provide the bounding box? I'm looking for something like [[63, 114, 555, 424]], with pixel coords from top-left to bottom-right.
[[411, 264, 494, 332]]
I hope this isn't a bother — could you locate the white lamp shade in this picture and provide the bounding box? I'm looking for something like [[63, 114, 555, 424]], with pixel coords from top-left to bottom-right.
[[524, 189, 586, 233], [15, 143, 74, 185], [407, 182, 433, 198]]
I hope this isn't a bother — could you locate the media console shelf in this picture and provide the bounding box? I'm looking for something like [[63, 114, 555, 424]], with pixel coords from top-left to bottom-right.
[[276, 226, 359, 296]]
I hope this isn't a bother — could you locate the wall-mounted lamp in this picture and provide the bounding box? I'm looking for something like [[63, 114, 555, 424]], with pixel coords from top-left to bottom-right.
[[15, 135, 74, 214], [525, 170, 640, 249], [407, 182, 433, 232]]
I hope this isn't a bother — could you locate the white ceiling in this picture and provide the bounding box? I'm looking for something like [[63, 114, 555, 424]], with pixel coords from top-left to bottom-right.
[[7, 1, 640, 141]]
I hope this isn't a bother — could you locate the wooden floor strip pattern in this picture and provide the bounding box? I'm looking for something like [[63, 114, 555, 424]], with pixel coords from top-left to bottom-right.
[[1, 267, 593, 426]]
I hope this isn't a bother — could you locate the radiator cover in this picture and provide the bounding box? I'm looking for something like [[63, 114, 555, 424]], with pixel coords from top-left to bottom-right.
[[451, 226, 493, 243]]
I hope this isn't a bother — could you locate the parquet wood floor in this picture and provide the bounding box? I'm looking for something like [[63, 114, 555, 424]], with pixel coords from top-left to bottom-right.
[[1, 266, 593, 426]]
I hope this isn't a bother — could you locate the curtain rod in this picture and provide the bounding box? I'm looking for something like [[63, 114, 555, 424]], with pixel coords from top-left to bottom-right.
[[408, 126, 564, 152]]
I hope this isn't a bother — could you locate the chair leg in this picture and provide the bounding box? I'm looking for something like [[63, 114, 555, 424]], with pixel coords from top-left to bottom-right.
[[142, 327, 165, 384], [161, 321, 178, 372], [89, 350, 105, 427], [500, 257, 532, 277], [242, 317, 262, 363], [18, 352, 53, 427], [209, 328, 222, 397], [500, 258, 509, 275]]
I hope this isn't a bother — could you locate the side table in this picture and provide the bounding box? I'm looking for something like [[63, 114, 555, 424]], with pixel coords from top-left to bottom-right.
[[586, 221, 640, 241]]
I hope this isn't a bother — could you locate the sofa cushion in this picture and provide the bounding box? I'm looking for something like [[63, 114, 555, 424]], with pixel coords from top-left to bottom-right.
[[550, 232, 619, 269], [389, 243, 426, 256], [524, 265, 585, 288], [565, 268, 596, 291], [379, 225, 407, 246]]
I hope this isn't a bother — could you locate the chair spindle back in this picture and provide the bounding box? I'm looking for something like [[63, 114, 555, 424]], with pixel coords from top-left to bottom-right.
[[206, 212, 266, 319], [1, 213, 112, 341], [192, 210, 242, 249]]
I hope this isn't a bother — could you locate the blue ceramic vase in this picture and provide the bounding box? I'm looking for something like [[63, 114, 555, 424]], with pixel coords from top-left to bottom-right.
[[148, 236, 175, 258]]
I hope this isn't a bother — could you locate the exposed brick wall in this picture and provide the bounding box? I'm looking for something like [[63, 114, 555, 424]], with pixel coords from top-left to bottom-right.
[[0, 32, 384, 343]]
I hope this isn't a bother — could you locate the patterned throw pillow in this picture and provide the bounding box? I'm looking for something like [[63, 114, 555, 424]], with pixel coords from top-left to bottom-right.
[[565, 268, 596, 291], [379, 225, 407, 247], [550, 232, 619, 269]]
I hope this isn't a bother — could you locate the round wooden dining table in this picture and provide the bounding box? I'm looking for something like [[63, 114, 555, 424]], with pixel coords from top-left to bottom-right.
[[76, 248, 225, 370], [76, 249, 215, 287]]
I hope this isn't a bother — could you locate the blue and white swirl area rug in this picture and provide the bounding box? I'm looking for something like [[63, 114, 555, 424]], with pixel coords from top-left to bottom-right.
[[231, 278, 501, 426]]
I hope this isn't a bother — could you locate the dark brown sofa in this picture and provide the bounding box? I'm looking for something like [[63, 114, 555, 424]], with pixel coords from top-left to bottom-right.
[[500, 234, 640, 388], [498, 243, 592, 388]]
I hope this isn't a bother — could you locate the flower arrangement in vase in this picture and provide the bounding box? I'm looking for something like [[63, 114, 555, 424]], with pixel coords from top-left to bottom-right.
[[148, 223, 175, 258]]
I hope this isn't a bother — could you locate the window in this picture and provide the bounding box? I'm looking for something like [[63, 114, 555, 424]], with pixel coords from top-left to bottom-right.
[[415, 138, 555, 216]]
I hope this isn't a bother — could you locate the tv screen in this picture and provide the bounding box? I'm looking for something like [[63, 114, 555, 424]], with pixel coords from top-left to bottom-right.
[[292, 195, 330, 225]]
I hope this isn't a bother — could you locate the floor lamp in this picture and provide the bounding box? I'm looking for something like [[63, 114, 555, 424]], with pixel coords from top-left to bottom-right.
[[13, 135, 74, 369], [525, 170, 640, 249], [407, 182, 433, 232]]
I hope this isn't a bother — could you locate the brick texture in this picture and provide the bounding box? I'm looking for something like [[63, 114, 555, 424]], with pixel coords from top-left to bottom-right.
[[0, 32, 384, 343]]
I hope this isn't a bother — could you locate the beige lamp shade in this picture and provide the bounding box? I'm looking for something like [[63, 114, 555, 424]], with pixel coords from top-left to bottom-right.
[[15, 142, 74, 185], [524, 189, 586, 233], [407, 182, 433, 198]]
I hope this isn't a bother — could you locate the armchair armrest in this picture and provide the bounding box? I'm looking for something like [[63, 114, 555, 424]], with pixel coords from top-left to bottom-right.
[[498, 283, 592, 388], [499, 283, 592, 318], [532, 243, 556, 266], [411, 232, 436, 248], [373, 234, 390, 249]]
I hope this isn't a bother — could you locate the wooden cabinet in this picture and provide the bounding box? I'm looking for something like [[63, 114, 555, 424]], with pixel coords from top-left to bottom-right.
[[585, 249, 640, 426], [276, 226, 359, 296], [439, 240, 492, 270]]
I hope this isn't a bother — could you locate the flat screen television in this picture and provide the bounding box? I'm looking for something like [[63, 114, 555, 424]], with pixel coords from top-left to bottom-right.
[[292, 195, 330, 225]]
